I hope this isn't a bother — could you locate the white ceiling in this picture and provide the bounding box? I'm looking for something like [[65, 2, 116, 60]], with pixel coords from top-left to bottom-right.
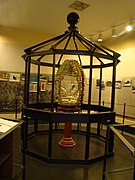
[[0, 0, 135, 41]]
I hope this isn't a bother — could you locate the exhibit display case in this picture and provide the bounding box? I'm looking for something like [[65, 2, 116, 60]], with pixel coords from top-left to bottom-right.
[[22, 12, 120, 165], [0, 118, 23, 179]]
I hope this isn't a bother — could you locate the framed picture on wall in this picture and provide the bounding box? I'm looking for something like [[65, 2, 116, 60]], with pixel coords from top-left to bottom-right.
[[96, 79, 105, 90], [40, 74, 47, 81], [9, 73, 21, 82], [115, 80, 122, 89], [30, 74, 38, 83], [29, 83, 37, 92], [122, 78, 131, 87], [40, 81, 47, 91], [106, 80, 112, 87], [0, 72, 9, 81]]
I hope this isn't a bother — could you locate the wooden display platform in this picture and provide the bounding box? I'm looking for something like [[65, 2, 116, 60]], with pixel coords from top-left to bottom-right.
[[0, 118, 23, 180]]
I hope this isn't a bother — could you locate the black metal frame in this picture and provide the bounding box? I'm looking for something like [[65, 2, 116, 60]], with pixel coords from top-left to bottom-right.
[[22, 104, 115, 164], [21, 12, 121, 179], [22, 13, 120, 111]]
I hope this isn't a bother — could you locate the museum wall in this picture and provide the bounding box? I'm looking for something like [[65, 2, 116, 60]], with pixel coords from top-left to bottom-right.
[[0, 26, 52, 72], [89, 32, 135, 118], [0, 27, 52, 111], [104, 31, 135, 79], [0, 26, 135, 117]]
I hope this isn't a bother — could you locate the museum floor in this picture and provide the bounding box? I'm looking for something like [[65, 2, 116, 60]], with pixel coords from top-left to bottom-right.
[[12, 123, 135, 180]]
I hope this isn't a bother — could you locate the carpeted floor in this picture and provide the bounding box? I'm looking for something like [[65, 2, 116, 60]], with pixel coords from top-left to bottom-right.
[[13, 125, 135, 180]]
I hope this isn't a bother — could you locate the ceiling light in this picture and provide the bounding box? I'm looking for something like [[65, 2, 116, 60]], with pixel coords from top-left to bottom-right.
[[98, 33, 103, 42], [126, 21, 133, 31], [112, 27, 117, 37], [126, 25, 133, 31]]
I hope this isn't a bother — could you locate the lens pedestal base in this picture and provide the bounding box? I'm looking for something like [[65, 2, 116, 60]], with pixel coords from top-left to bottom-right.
[[59, 122, 76, 147]]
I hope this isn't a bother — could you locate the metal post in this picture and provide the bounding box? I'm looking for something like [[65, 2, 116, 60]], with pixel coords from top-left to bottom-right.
[[24, 52, 31, 107], [111, 60, 117, 111], [97, 65, 103, 136], [51, 53, 56, 111], [37, 63, 40, 104], [122, 103, 126, 135], [88, 55, 93, 112], [21, 120, 26, 180], [85, 121, 90, 160], [102, 123, 110, 180], [85, 55, 93, 160], [108, 113, 115, 153], [34, 61, 40, 135], [99, 65, 103, 106]]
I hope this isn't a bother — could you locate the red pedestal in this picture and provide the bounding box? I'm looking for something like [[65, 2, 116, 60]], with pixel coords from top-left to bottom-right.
[[58, 105, 80, 147], [59, 122, 76, 147]]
